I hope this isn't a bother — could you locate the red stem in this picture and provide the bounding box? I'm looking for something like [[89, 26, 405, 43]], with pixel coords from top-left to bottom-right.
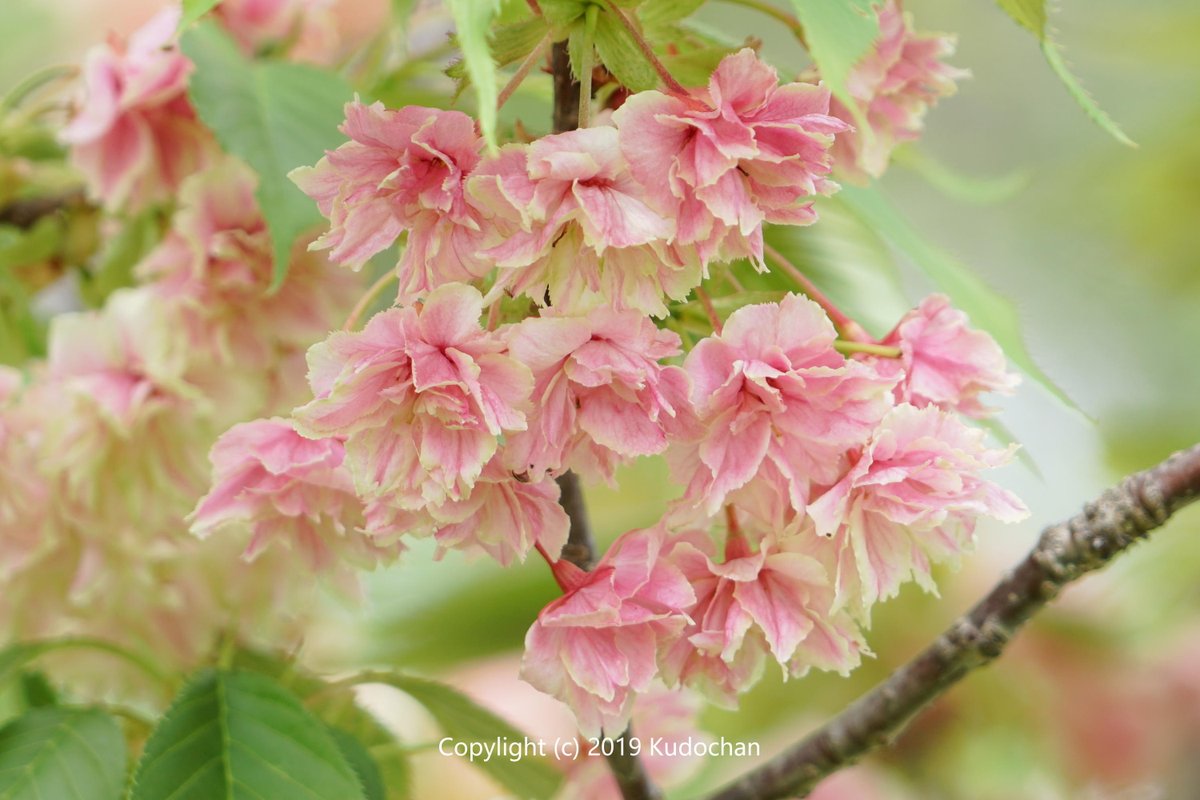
[[600, 0, 689, 95], [762, 241, 873, 343]]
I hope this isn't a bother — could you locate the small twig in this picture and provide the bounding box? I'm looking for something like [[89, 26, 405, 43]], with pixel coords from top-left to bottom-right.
[[497, 34, 552, 112], [762, 241, 872, 343], [342, 270, 398, 331], [694, 286, 722, 333], [599, 0, 689, 95], [707, 443, 1200, 800]]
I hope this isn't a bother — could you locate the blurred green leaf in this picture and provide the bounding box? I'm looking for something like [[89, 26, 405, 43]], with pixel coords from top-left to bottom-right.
[[131, 670, 366, 800], [838, 185, 1078, 410], [448, 0, 500, 150], [182, 21, 352, 289], [785, 0, 878, 114], [367, 672, 562, 799], [181, 0, 222, 28], [992, 0, 1046, 37], [16, 673, 57, 710], [0, 708, 125, 800], [80, 210, 160, 307]]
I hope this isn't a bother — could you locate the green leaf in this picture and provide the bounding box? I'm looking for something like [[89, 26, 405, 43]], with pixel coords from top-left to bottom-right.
[[0, 639, 171, 695], [368, 673, 561, 799], [130, 670, 366, 800], [993, 0, 1046, 37], [838, 185, 1078, 410], [15, 674, 57, 711], [181, 21, 352, 289], [785, 0, 878, 113], [80, 211, 161, 307], [327, 728, 385, 800], [0, 708, 125, 800], [593, 10, 657, 92], [448, 0, 501, 151], [989, 0, 1133, 146], [181, 0, 222, 28]]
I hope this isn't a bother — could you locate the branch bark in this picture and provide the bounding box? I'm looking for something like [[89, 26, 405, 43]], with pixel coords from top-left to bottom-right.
[[708, 442, 1200, 800], [548, 37, 658, 800]]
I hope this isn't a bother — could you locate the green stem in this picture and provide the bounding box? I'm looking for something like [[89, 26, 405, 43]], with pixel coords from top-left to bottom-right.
[[343, 269, 398, 331], [834, 340, 901, 358], [0, 65, 77, 114], [578, 5, 600, 127], [599, 0, 688, 95], [497, 34, 552, 112], [716, 0, 806, 46]]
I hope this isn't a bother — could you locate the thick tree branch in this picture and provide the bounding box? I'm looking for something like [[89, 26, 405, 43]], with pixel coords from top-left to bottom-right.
[[548, 37, 658, 800], [708, 442, 1200, 800]]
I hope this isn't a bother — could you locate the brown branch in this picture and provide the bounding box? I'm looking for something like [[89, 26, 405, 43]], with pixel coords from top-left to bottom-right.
[[708, 442, 1200, 800], [548, 39, 658, 800], [0, 189, 87, 228]]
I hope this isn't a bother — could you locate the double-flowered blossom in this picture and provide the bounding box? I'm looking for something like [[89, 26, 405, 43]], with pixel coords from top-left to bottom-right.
[[670, 293, 895, 517], [808, 403, 1028, 612], [470, 128, 685, 317], [879, 294, 1019, 418], [829, 0, 967, 182], [190, 418, 399, 573], [615, 48, 847, 267], [521, 528, 695, 736], [662, 528, 864, 707], [292, 103, 492, 300], [61, 7, 215, 211], [505, 308, 693, 482], [293, 283, 532, 511]]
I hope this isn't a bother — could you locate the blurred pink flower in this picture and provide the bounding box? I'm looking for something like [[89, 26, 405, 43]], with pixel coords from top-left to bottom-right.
[[215, 0, 339, 63], [521, 528, 695, 736], [670, 293, 894, 517], [292, 102, 493, 301], [504, 309, 693, 482], [880, 294, 1019, 418], [829, 0, 967, 182], [190, 418, 398, 572], [808, 403, 1028, 612], [614, 48, 846, 266], [293, 283, 532, 508], [61, 7, 215, 211]]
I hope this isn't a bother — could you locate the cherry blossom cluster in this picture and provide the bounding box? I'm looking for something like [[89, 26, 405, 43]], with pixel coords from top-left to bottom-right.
[[0, 2, 354, 686], [176, 13, 1021, 737]]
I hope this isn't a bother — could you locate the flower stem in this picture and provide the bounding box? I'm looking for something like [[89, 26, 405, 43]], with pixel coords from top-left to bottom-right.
[[695, 286, 722, 333], [600, 0, 689, 95], [498, 34, 552, 113], [762, 241, 873, 343], [834, 340, 901, 358], [578, 5, 600, 127], [716, 0, 806, 46], [343, 269, 398, 331]]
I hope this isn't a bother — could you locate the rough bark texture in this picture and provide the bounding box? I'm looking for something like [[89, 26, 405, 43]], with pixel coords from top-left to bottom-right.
[[707, 443, 1200, 800], [548, 37, 658, 800]]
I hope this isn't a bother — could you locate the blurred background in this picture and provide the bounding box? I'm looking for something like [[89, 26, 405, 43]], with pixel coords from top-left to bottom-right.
[[3, 0, 1198, 797]]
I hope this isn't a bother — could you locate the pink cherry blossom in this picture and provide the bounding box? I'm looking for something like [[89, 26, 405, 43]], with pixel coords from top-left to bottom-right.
[[669, 293, 895, 518], [807, 403, 1028, 612], [214, 0, 339, 64], [521, 528, 695, 736], [60, 7, 215, 211], [662, 528, 864, 707], [879, 294, 1019, 418], [292, 102, 493, 301], [829, 0, 967, 182], [614, 48, 847, 266], [138, 158, 357, 406], [470, 129, 689, 317], [504, 309, 693, 483], [429, 457, 570, 566], [190, 418, 398, 572], [293, 283, 532, 508]]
